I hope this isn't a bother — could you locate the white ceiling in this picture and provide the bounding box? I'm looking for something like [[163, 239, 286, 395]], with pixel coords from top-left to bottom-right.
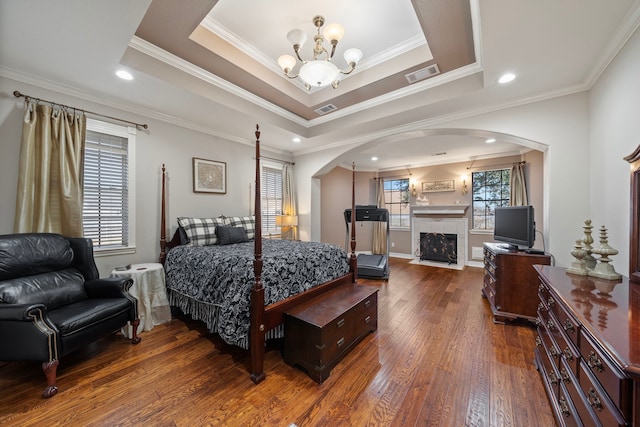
[[1, 0, 639, 172]]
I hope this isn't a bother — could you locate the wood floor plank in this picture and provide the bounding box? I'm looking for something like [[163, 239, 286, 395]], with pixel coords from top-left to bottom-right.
[[0, 258, 554, 426]]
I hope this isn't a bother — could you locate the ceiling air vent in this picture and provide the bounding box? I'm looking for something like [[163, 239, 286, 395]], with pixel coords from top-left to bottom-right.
[[314, 104, 338, 115], [405, 64, 440, 84]]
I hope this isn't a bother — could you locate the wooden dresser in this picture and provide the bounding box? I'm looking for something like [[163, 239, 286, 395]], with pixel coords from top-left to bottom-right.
[[483, 242, 551, 323], [284, 284, 378, 383], [534, 265, 640, 426]]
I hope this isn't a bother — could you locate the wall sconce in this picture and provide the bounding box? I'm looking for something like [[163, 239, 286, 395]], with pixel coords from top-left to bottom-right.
[[411, 182, 417, 197], [461, 174, 468, 195]]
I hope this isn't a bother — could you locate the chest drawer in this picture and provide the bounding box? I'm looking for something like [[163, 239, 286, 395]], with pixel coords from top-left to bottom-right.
[[284, 285, 378, 383], [579, 329, 631, 419], [548, 295, 580, 349], [578, 360, 626, 426]]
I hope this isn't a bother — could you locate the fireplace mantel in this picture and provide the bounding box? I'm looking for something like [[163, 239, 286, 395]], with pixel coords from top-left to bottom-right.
[[411, 204, 469, 215]]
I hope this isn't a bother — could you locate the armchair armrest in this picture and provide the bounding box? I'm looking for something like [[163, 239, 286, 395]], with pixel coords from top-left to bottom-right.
[[84, 277, 133, 299], [0, 303, 48, 321]]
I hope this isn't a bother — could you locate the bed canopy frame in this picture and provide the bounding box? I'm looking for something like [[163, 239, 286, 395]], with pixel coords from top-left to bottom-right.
[[159, 125, 358, 383]]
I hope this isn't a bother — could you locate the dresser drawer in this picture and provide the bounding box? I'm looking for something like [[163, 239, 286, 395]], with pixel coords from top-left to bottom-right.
[[537, 308, 561, 369], [548, 295, 580, 349], [579, 329, 631, 419], [561, 357, 595, 425], [537, 325, 561, 393], [558, 382, 584, 427], [578, 360, 626, 426]]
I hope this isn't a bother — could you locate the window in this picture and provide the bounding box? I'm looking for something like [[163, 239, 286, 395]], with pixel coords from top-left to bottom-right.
[[261, 162, 283, 234], [83, 119, 136, 252], [472, 169, 510, 230], [383, 178, 410, 228]]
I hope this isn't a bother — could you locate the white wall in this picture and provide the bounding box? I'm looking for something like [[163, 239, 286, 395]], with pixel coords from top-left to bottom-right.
[[0, 77, 258, 276], [589, 26, 640, 277]]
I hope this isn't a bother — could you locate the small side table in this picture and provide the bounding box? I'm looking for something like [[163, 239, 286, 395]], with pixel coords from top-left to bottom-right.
[[111, 263, 172, 337]]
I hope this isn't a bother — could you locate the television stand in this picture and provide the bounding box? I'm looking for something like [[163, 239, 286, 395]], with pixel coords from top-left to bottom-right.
[[482, 242, 551, 323]]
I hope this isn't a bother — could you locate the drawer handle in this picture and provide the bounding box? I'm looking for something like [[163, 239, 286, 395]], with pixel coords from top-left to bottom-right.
[[563, 319, 575, 334], [535, 337, 542, 347], [547, 297, 555, 307], [547, 319, 555, 331], [535, 318, 541, 326], [337, 319, 345, 328], [559, 397, 571, 418], [587, 388, 603, 411], [364, 300, 371, 308], [549, 371, 558, 385], [560, 367, 571, 384], [588, 351, 604, 372], [539, 283, 544, 292], [538, 302, 546, 312], [563, 348, 574, 361], [550, 347, 558, 359], [364, 315, 371, 324], [337, 337, 345, 347]]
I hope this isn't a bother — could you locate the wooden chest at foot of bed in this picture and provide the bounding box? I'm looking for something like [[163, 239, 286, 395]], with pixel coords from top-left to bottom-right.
[[283, 284, 378, 383]]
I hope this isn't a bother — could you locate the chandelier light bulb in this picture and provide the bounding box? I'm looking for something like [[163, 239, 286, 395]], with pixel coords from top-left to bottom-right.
[[277, 55, 296, 72], [322, 23, 344, 43], [343, 48, 363, 66], [286, 29, 307, 48]]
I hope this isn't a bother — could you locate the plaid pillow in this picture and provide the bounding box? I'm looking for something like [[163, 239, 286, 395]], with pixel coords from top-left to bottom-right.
[[225, 216, 256, 240], [177, 217, 226, 246]]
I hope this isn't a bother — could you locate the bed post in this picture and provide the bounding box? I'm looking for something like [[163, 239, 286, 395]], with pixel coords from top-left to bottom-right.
[[350, 162, 358, 282], [159, 164, 167, 264], [250, 124, 266, 384]]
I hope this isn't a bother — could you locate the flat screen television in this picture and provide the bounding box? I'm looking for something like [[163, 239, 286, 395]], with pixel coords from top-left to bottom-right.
[[493, 205, 536, 250]]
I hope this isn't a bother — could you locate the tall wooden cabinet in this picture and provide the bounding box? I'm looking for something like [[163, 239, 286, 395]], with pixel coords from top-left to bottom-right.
[[482, 242, 551, 323]]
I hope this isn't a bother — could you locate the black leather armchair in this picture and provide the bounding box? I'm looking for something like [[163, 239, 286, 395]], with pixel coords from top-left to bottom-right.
[[0, 233, 141, 397]]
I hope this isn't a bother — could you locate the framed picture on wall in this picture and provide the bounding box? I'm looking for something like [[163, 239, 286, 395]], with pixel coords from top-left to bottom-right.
[[422, 180, 455, 192], [193, 157, 226, 194]]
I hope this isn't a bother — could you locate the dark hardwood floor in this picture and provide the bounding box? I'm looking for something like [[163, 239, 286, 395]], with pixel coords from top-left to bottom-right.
[[0, 258, 555, 426]]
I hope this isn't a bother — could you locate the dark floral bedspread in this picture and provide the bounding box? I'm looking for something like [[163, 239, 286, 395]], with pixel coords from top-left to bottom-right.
[[165, 239, 350, 349]]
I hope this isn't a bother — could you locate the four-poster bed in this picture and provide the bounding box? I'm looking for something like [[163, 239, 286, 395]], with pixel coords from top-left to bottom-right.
[[158, 125, 359, 383]]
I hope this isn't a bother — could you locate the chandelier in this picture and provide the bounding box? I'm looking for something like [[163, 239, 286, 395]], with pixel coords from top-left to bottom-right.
[[277, 15, 363, 90]]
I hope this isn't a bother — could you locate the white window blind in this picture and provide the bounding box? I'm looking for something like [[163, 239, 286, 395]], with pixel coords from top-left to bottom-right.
[[83, 130, 129, 248], [261, 164, 283, 234]]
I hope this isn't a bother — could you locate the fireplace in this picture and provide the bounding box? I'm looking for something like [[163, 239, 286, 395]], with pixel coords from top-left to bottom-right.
[[410, 209, 468, 270], [420, 232, 457, 264]]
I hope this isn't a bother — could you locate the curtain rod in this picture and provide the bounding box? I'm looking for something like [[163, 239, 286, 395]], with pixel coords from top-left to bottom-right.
[[13, 90, 148, 130], [374, 174, 410, 180], [466, 160, 525, 170], [254, 155, 294, 165]]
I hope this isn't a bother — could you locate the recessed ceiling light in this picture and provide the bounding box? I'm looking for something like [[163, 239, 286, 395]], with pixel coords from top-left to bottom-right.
[[371, 156, 378, 161], [485, 138, 496, 143], [292, 137, 301, 143], [498, 72, 516, 84], [116, 70, 133, 80]]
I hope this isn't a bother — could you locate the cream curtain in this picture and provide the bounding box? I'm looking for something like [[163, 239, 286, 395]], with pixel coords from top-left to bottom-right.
[[510, 162, 528, 206], [372, 178, 387, 254], [282, 164, 297, 240], [13, 101, 86, 236]]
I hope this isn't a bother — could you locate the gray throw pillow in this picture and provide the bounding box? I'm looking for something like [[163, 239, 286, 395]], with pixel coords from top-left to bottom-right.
[[216, 226, 249, 245]]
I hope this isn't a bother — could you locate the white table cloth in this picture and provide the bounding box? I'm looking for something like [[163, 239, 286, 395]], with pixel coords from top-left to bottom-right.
[[111, 263, 172, 337]]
